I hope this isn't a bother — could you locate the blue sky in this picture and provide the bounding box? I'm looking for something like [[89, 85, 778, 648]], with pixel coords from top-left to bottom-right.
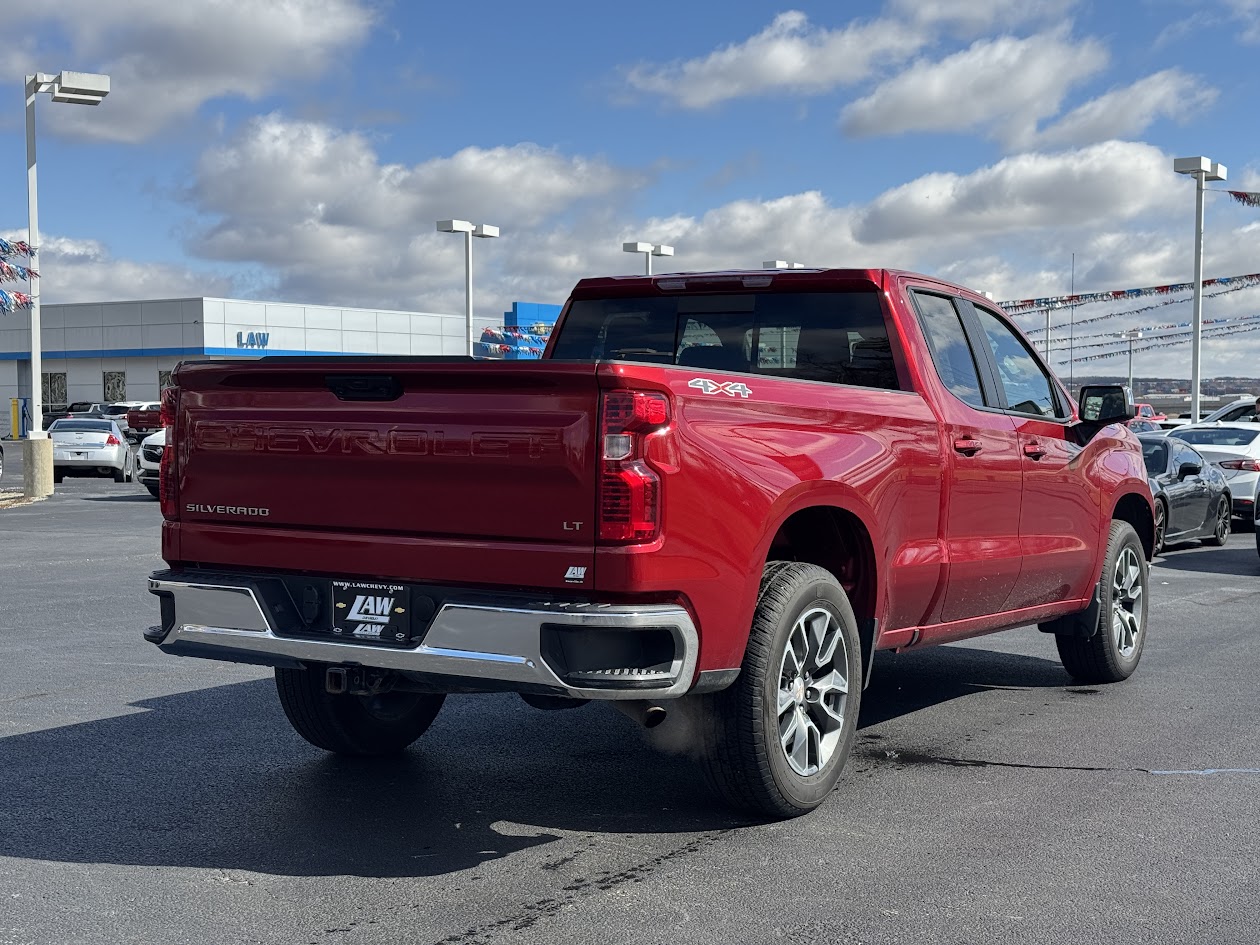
[[3, 0, 1260, 376]]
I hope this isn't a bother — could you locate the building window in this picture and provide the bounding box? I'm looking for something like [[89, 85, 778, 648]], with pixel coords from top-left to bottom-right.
[[158, 370, 173, 392], [103, 371, 127, 402], [42, 372, 68, 407]]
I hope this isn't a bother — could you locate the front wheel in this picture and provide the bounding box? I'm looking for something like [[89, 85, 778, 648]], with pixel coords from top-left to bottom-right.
[[1055, 520, 1148, 684], [1153, 499, 1166, 555], [275, 667, 445, 756], [1202, 497, 1230, 547], [698, 562, 862, 819]]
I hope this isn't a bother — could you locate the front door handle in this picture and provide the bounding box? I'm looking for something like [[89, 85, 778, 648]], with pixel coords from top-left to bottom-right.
[[1023, 441, 1047, 460], [954, 437, 983, 456]]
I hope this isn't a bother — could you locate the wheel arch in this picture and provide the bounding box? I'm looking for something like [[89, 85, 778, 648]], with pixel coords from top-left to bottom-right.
[[1112, 490, 1155, 560], [761, 503, 880, 685]]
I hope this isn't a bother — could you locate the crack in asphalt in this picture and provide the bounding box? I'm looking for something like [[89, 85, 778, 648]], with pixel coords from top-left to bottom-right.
[[432, 829, 737, 945], [860, 747, 1260, 776]]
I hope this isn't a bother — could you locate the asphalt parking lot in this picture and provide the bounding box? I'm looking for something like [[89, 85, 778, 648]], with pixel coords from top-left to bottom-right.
[[2, 454, 1258, 945]]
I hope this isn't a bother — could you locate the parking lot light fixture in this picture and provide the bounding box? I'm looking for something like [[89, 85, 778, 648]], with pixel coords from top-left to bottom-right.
[[25, 71, 110, 439], [623, 241, 674, 275], [1173, 155, 1227, 421], [1120, 330, 1144, 393], [437, 219, 500, 356]]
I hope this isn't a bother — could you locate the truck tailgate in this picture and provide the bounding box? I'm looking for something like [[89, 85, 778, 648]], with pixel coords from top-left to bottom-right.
[[174, 360, 599, 546]]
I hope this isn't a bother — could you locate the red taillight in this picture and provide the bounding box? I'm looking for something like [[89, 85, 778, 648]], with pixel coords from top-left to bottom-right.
[[105, 434, 121, 446], [160, 387, 180, 520], [1220, 459, 1260, 471], [598, 390, 670, 543]]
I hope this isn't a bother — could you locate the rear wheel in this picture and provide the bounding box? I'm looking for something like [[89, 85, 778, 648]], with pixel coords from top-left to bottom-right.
[[1055, 521, 1148, 684], [53, 470, 64, 484], [275, 666, 445, 756], [698, 561, 862, 819], [1202, 497, 1230, 547]]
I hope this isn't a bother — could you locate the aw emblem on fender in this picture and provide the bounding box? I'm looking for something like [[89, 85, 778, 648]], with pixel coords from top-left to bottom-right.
[[688, 377, 753, 398]]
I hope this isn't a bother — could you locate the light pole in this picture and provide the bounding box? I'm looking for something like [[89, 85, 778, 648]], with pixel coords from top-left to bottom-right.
[[1120, 329, 1143, 393], [762, 260, 805, 269], [25, 71, 110, 438], [437, 219, 499, 357], [623, 241, 674, 275], [1173, 155, 1227, 420]]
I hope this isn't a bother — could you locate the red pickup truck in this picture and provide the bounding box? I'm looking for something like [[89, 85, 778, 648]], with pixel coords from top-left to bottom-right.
[[145, 268, 1154, 818]]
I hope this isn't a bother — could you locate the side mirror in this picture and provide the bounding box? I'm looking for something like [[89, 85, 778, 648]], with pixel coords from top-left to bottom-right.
[[1078, 385, 1135, 423], [1177, 462, 1201, 480]]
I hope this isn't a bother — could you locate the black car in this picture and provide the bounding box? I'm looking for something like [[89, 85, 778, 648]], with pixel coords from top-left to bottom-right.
[[1138, 434, 1232, 554]]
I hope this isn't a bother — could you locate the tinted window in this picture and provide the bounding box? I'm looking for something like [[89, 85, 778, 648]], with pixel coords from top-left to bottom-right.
[[50, 420, 113, 432], [1172, 442, 1203, 471], [913, 293, 984, 407], [1140, 440, 1168, 474], [1219, 404, 1257, 422], [550, 291, 900, 390], [1174, 428, 1260, 447], [973, 306, 1061, 418]]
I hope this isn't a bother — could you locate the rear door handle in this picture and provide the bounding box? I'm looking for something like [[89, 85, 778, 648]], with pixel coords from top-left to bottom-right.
[[1023, 441, 1047, 460], [953, 438, 983, 456]]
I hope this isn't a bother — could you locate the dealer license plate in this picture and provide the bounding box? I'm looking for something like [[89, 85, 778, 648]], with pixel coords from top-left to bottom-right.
[[330, 581, 412, 645]]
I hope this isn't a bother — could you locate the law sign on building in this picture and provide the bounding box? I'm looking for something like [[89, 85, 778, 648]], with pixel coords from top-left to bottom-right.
[[236, 331, 270, 349]]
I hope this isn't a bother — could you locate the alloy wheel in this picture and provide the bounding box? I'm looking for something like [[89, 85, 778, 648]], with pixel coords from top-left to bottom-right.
[[1154, 502, 1165, 554], [1216, 501, 1231, 543], [777, 606, 850, 777], [1111, 546, 1145, 659]]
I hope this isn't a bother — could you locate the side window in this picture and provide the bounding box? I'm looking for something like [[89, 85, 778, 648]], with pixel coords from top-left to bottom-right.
[[1173, 443, 1201, 474], [913, 292, 985, 408], [972, 306, 1062, 418]]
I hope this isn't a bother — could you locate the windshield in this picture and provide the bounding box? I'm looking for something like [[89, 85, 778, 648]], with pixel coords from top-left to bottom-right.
[[550, 290, 901, 390], [102, 405, 131, 415], [1140, 441, 1168, 473], [51, 420, 113, 433], [1174, 428, 1260, 447]]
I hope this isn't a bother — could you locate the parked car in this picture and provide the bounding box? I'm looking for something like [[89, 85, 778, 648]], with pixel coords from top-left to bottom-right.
[[48, 418, 135, 483], [100, 402, 152, 441], [42, 401, 105, 429], [1135, 403, 1166, 422], [1159, 397, 1258, 430], [137, 428, 165, 498], [126, 402, 163, 440], [143, 267, 1154, 820], [1127, 419, 1164, 434], [1168, 423, 1260, 522], [1138, 434, 1231, 553]]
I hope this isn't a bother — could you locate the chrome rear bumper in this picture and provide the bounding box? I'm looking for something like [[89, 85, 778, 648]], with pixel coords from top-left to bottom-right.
[[147, 574, 699, 700]]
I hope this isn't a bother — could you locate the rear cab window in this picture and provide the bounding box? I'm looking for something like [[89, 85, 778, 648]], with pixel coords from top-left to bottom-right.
[[548, 289, 903, 391]]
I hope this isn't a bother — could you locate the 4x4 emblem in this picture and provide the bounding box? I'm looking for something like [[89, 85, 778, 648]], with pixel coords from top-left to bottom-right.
[[688, 378, 752, 398]]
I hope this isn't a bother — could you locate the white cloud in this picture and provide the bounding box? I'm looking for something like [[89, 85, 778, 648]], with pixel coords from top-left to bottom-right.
[[10, 0, 374, 142], [840, 31, 1108, 147], [187, 114, 644, 313], [1, 231, 233, 304], [1226, 0, 1260, 41], [1028, 70, 1217, 149], [622, 11, 928, 108], [854, 141, 1177, 244], [891, 0, 1079, 35]]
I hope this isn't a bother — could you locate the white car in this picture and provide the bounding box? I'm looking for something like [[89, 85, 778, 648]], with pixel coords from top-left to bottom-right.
[[49, 418, 135, 483], [137, 428, 166, 499], [1160, 397, 1258, 430], [1171, 422, 1260, 522]]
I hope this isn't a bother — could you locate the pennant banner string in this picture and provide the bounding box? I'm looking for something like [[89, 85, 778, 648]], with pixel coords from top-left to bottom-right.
[[1044, 314, 1260, 354], [999, 272, 1260, 315], [0, 238, 31, 258], [1050, 322, 1260, 365], [1225, 191, 1260, 208], [1025, 279, 1259, 330], [1041, 311, 1260, 346], [0, 289, 34, 315]]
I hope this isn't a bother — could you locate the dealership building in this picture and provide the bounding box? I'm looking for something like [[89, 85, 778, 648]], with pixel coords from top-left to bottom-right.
[[1, 296, 559, 435]]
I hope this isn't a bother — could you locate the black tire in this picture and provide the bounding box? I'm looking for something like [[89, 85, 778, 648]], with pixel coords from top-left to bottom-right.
[[1201, 497, 1230, 547], [697, 561, 863, 819], [1152, 498, 1166, 556], [112, 464, 127, 483], [275, 666, 445, 756], [53, 470, 64, 484], [1055, 521, 1148, 684], [145, 483, 160, 499]]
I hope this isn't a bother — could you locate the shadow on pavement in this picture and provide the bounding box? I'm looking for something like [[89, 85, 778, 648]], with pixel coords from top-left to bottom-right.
[[0, 644, 1075, 878], [77, 493, 157, 503], [1153, 544, 1259, 577], [860, 644, 1069, 728]]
